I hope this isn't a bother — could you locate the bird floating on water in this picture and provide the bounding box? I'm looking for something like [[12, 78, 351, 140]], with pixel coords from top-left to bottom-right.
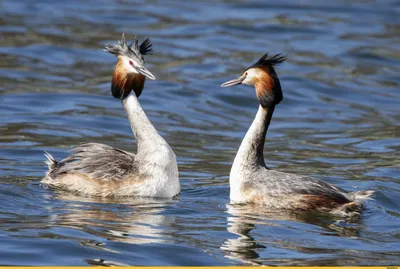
[[42, 34, 180, 198], [221, 53, 374, 216]]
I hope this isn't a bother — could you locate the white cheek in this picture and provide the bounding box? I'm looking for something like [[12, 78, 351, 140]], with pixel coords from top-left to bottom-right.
[[123, 59, 139, 73], [242, 73, 255, 85], [130, 66, 139, 74], [242, 76, 252, 85]]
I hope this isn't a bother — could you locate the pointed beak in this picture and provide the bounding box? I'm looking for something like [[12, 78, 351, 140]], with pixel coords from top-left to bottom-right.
[[220, 73, 246, 87], [137, 66, 156, 80]]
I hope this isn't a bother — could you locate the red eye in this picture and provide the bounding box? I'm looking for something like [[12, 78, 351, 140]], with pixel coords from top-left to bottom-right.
[[129, 60, 134, 66]]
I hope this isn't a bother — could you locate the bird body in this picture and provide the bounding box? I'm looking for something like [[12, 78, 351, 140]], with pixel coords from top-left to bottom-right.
[[221, 53, 373, 216], [41, 35, 180, 198]]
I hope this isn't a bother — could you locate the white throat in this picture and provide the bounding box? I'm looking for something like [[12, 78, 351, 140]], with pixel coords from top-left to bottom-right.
[[122, 93, 167, 150], [122, 92, 180, 197], [230, 105, 273, 200]]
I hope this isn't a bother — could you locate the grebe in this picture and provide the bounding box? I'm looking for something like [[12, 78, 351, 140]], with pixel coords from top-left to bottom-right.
[[41, 34, 180, 198], [221, 53, 374, 216]]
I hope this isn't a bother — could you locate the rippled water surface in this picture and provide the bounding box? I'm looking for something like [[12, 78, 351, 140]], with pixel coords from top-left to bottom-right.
[[1, 0, 400, 266]]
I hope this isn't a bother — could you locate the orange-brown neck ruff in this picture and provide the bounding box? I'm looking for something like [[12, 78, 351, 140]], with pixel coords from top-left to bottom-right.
[[253, 66, 283, 108], [112, 60, 145, 99]]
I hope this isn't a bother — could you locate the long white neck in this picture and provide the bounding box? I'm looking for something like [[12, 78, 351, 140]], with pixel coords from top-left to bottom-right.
[[231, 105, 275, 172], [122, 92, 168, 152]]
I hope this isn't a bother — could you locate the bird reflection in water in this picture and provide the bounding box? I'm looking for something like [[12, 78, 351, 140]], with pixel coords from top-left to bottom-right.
[[222, 203, 364, 265], [46, 191, 177, 248]]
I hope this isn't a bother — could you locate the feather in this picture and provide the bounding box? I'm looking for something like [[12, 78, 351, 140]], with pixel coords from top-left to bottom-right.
[[48, 143, 139, 181], [248, 53, 286, 70], [103, 34, 153, 65], [139, 37, 153, 55], [44, 150, 57, 170]]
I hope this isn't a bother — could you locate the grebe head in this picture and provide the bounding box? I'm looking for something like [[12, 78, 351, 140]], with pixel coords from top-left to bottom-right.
[[104, 34, 155, 99], [221, 53, 286, 108]]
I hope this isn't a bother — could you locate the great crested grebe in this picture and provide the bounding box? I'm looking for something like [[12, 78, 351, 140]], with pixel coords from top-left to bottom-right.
[[221, 53, 374, 216], [41, 34, 180, 198]]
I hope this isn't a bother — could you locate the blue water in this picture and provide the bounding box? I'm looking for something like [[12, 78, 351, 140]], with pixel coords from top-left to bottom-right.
[[0, 0, 399, 265]]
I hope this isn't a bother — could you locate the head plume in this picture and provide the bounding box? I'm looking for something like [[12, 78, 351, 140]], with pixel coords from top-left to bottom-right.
[[247, 53, 286, 70], [104, 33, 153, 66]]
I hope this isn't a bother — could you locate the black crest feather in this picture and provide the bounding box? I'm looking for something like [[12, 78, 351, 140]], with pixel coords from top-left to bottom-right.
[[139, 37, 153, 55], [104, 34, 153, 65], [247, 53, 286, 70]]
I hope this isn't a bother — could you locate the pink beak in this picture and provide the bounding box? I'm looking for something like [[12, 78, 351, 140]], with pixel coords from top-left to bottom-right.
[[221, 74, 246, 87]]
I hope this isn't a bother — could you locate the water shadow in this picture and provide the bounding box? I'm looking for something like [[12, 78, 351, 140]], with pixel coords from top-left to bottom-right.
[[46, 191, 178, 246], [222, 203, 364, 265]]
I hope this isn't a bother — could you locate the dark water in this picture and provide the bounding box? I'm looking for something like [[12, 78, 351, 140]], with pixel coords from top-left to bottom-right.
[[1, 0, 400, 266]]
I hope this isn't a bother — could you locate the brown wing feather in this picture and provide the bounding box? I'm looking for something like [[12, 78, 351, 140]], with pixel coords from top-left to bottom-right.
[[49, 143, 138, 181]]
